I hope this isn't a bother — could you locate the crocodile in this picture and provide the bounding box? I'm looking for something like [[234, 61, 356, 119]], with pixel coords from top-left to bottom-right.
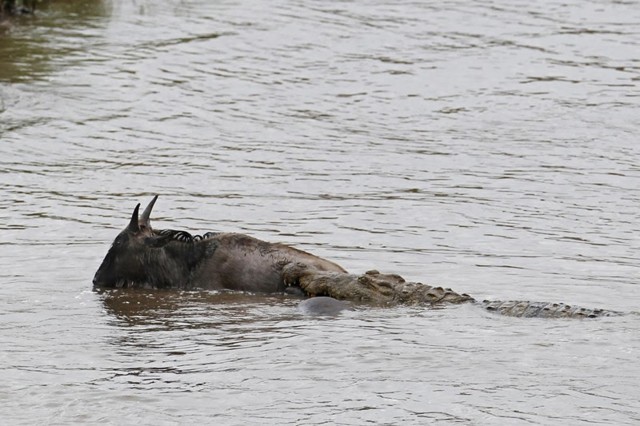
[[282, 262, 620, 319]]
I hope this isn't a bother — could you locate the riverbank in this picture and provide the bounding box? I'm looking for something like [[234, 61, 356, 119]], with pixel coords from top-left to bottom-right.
[[1, 0, 36, 18]]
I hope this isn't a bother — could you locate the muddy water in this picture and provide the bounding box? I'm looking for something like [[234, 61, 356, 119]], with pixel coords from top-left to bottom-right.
[[1, 0, 639, 424]]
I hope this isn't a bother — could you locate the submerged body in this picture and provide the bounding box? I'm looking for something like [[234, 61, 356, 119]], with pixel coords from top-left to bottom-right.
[[297, 296, 352, 316]]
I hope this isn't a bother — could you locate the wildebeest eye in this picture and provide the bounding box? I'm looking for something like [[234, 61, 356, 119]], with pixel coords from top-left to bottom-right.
[[112, 235, 127, 248]]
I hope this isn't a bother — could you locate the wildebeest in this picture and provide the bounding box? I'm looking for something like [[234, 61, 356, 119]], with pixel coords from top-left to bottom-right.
[[93, 196, 347, 291]]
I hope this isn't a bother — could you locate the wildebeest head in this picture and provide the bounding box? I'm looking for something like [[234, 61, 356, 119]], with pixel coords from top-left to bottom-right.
[[93, 196, 177, 288]]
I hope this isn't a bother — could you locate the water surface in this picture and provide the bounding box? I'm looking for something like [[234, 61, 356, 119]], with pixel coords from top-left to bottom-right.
[[1, 0, 639, 424]]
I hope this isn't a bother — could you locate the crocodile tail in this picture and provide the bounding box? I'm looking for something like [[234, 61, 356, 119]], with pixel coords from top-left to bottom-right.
[[478, 300, 621, 319]]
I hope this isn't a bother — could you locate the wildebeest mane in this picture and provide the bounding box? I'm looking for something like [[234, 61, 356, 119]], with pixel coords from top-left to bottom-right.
[[157, 229, 219, 244]]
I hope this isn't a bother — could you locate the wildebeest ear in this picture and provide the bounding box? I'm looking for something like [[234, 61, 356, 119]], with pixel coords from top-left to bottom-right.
[[140, 195, 158, 229], [127, 203, 141, 233]]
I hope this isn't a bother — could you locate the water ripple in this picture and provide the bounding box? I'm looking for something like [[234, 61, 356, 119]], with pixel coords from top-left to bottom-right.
[[1, 0, 639, 424]]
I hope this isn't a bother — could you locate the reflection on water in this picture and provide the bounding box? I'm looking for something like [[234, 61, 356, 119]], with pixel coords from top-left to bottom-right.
[[98, 288, 302, 328], [1, 0, 640, 424], [0, 0, 110, 82]]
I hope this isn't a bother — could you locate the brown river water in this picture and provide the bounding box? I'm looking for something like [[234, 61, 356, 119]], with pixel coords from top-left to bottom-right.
[[1, 0, 639, 424]]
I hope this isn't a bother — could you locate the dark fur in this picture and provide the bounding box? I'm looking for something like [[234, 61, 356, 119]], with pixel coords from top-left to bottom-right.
[[93, 197, 346, 291]]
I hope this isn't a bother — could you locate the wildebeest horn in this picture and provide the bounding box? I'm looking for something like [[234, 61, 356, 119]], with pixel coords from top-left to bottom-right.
[[140, 195, 158, 228], [127, 203, 141, 232]]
